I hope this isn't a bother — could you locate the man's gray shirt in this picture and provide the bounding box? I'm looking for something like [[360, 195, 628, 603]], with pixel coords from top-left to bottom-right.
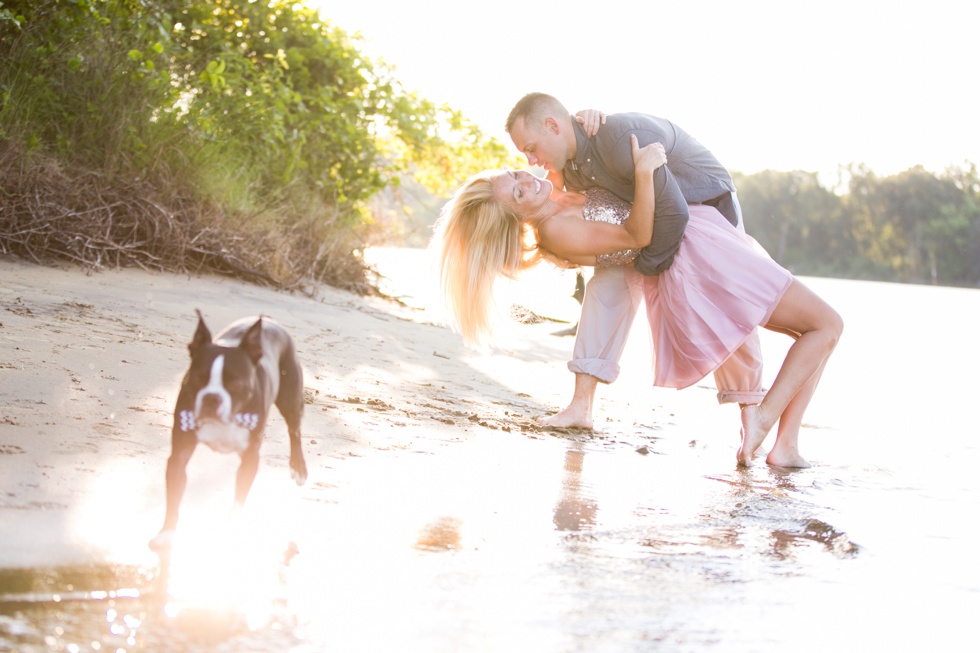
[[561, 112, 736, 275]]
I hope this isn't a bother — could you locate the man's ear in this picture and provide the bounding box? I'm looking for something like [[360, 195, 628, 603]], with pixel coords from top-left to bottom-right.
[[545, 116, 560, 134]]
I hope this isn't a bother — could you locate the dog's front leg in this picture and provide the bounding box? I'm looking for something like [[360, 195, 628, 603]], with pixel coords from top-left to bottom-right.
[[275, 354, 307, 486], [234, 440, 262, 507], [288, 426, 308, 486], [150, 432, 197, 551]]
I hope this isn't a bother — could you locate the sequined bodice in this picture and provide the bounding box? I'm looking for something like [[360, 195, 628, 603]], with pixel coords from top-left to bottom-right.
[[583, 187, 641, 267]]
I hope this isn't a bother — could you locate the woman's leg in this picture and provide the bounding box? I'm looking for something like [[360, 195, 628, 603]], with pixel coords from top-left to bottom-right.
[[737, 279, 843, 466], [765, 356, 829, 467]]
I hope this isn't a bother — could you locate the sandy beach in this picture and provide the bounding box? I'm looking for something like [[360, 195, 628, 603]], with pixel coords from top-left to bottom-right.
[[0, 252, 688, 568], [4, 253, 980, 652]]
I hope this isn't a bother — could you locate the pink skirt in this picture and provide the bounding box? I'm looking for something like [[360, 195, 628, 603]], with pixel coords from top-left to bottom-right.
[[625, 204, 793, 389]]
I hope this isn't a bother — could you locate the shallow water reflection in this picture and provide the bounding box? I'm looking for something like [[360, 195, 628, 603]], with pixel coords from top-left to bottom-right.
[[2, 430, 877, 653]]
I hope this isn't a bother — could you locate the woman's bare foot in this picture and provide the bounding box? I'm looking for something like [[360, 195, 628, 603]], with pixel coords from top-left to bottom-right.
[[765, 444, 811, 469], [737, 405, 770, 466], [538, 405, 592, 429]]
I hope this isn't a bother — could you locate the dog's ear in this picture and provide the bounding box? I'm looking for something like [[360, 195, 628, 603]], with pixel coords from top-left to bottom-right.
[[189, 309, 212, 355], [240, 317, 264, 364]]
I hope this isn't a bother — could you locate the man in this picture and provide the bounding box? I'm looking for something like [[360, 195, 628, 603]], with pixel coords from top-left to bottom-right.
[[506, 92, 764, 428]]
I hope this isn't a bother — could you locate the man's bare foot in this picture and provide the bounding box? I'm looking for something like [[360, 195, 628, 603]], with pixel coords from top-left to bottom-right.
[[766, 447, 811, 469], [538, 406, 592, 429], [737, 405, 770, 466]]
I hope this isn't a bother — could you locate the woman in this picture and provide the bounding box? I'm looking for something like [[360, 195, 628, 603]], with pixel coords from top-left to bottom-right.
[[431, 137, 842, 468]]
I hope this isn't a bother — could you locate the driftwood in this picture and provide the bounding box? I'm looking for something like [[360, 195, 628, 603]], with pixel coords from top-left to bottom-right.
[[0, 142, 373, 295]]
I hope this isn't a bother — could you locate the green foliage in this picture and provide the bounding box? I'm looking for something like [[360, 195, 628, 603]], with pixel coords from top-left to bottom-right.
[[0, 0, 515, 287], [735, 170, 846, 269], [736, 163, 980, 287], [1, 1, 168, 164], [5, 1, 976, 289]]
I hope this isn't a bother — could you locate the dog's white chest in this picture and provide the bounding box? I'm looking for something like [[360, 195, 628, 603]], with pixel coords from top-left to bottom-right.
[[195, 421, 252, 454], [178, 410, 260, 454]]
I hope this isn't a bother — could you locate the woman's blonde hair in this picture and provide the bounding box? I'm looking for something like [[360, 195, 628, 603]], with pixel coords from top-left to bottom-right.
[[431, 170, 542, 346]]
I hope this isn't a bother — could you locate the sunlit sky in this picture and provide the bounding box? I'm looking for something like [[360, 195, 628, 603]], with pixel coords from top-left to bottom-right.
[[310, 0, 977, 181]]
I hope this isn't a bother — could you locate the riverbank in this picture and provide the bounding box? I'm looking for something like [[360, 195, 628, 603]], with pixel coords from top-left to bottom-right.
[[3, 254, 980, 652], [0, 253, 706, 568]]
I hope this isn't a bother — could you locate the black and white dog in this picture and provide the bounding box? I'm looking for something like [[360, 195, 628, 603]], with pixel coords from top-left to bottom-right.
[[150, 311, 308, 550]]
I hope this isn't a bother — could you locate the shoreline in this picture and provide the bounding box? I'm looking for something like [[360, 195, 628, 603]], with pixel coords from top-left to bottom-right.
[[0, 254, 682, 568]]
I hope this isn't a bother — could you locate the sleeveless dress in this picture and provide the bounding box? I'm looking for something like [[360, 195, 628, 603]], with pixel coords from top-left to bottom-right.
[[583, 187, 793, 390]]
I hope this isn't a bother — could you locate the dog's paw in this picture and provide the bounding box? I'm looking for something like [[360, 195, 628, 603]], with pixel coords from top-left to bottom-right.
[[290, 465, 308, 487], [290, 451, 308, 486], [149, 529, 175, 552]]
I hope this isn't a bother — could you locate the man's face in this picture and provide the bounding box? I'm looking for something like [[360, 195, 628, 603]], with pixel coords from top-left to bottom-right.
[[509, 116, 568, 174]]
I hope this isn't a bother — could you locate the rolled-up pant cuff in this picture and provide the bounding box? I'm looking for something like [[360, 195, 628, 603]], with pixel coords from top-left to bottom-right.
[[716, 389, 766, 405], [568, 358, 620, 384]]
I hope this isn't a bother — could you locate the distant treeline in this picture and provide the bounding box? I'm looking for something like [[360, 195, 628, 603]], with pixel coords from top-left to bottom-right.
[[374, 163, 980, 289], [735, 164, 980, 287]]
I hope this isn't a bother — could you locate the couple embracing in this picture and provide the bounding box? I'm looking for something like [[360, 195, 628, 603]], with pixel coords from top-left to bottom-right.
[[432, 93, 843, 469]]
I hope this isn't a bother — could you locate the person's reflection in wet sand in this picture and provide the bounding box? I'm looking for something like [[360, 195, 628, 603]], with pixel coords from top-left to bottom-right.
[[707, 468, 858, 561], [416, 516, 463, 552], [770, 519, 859, 560], [553, 443, 598, 532]]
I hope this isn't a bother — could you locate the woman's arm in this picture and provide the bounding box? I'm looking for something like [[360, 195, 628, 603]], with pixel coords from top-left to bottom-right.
[[622, 134, 662, 248], [538, 136, 665, 263]]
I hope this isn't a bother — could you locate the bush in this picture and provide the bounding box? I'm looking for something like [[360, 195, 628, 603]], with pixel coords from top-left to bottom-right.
[[0, 0, 516, 291]]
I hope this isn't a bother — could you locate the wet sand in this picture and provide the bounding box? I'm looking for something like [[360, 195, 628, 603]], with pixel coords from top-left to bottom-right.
[[1, 253, 703, 567], [0, 254, 567, 563], [2, 253, 979, 652]]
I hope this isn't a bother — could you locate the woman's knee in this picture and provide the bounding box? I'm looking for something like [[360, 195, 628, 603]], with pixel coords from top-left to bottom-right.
[[828, 307, 844, 342], [820, 306, 844, 351]]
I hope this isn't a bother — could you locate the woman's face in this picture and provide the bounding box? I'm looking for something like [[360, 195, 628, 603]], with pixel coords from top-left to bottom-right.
[[491, 170, 553, 218]]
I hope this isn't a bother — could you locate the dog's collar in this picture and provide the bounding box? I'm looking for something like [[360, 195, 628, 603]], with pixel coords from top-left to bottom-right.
[[178, 410, 260, 432]]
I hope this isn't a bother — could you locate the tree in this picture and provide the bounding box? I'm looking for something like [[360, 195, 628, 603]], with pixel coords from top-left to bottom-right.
[[847, 165, 969, 284], [0, 0, 519, 288], [735, 169, 844, 274]]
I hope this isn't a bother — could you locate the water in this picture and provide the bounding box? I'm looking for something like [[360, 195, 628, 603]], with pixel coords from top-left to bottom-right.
[[2, 250, 979, 652]]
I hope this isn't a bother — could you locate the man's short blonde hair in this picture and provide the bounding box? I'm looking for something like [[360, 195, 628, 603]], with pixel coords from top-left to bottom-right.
[[505, 92, 570, 133]]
